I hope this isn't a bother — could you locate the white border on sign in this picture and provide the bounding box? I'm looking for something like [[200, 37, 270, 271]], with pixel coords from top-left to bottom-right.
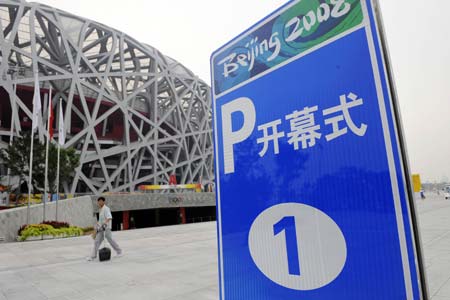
[[370, 0, 425, 297], [211, 0, 419, 299], [361, 0, 413, 298]]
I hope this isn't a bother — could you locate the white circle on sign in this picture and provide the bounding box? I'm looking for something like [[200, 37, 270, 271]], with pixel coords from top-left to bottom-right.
[[248, 202, 347, 290]]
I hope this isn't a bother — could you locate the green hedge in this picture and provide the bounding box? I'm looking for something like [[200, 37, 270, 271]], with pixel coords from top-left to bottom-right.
[[19, 224, 83, 241]]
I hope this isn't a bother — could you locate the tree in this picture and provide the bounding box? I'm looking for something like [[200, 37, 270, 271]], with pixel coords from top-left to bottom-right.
[[0, 132, 80, 194]]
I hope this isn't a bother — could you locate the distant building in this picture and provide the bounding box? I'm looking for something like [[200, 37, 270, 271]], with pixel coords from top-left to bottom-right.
[[0, 0, 213, 194]]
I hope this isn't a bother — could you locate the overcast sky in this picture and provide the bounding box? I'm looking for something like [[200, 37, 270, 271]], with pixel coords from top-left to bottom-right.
[[35, 0, 450, 183]]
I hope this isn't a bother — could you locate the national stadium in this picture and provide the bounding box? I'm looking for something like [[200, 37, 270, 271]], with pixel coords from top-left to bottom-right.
[[0, 0, 213, 196]]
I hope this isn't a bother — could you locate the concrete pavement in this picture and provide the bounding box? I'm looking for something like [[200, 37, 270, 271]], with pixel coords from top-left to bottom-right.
[[0, 193, 449, 299], [0, 223, 218, 300], [416, 193, 450, 299]]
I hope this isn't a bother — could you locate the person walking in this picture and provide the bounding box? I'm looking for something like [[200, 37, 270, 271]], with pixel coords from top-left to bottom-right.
[[87, 196, 123, 261]]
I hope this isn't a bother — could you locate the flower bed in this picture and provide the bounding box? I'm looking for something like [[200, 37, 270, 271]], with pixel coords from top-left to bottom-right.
[[82, 226, 94, 235], [42, 221, 70, 229], [17, 221, 70, 236], [18, 223, 83, 242]]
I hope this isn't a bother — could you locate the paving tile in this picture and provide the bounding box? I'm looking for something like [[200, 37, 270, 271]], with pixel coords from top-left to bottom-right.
[[431, 296, 450, 300], [417, 194, 450, 297], [3, 289, 47, 300], [0, 194, 449, 299], [435, 278, 450, 297]]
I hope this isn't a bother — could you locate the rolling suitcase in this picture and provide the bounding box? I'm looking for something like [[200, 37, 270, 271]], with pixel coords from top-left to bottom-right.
[[98, 228, 111, 262]]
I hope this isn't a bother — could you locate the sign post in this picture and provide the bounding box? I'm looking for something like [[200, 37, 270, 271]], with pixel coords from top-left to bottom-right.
[[211, 1, 428, 299]]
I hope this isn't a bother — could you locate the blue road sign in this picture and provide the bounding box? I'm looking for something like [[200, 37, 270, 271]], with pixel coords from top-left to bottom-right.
[[211, 0, 427, 299]]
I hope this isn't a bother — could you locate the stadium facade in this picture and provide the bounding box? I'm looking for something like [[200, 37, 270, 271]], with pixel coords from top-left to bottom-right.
[[0, 0, 213, 194]]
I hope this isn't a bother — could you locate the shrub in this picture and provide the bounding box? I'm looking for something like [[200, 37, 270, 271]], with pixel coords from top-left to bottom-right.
[[18, 224, 54, 241], [63, 226, 84, 237], [42, 221, 70, 229], [18, 224, 84, 241], [18, 221, 69, 235], [82, 226, 94, 233], [18, 224, 28, 236]]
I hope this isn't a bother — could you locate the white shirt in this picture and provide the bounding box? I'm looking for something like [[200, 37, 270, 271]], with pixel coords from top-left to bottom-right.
[[99, 205, 113, 230]]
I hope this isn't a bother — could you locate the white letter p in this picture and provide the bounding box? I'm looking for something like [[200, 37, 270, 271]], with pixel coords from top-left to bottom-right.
[[221, 97, 256, 174]]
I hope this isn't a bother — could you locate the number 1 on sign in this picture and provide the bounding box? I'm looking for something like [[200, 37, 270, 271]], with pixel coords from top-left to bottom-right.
[[273, 216, 301, 275]]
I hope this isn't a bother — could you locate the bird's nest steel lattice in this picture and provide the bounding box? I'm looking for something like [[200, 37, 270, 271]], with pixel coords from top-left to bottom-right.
[[0, 0, 213, 194]]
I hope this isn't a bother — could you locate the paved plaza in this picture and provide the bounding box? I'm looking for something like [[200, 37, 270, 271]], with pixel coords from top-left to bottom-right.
[[0, 223, 218, 300], [0, 193, 449, 299], [415, 193, 450, 299]]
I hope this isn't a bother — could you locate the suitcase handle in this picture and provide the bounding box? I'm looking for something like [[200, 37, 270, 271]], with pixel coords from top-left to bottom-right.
[[101, 226, 109, 248]]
